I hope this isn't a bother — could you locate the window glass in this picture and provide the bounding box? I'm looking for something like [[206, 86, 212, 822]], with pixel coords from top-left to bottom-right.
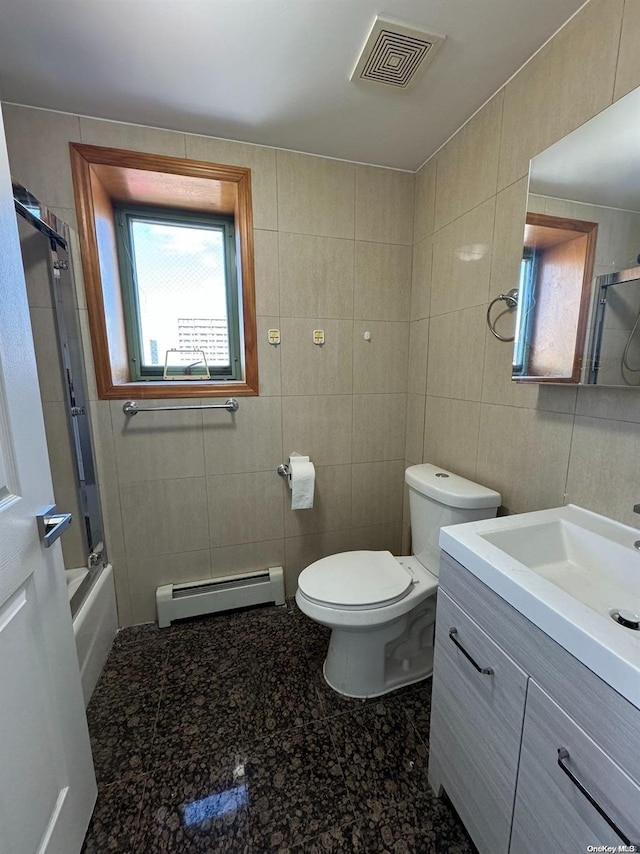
[[131, 220, 229, 368], [115, 208, 240, 381], [512, 250, 536, 375]]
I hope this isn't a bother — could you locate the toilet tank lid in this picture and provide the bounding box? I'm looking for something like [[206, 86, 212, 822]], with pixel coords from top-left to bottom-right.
[[405, 463, 501, 510]]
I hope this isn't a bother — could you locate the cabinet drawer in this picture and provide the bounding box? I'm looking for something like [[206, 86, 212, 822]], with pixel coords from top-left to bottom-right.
[[429, 590, 528, 854], [440, 551, 640, 783], [511, 681, 640, 853]]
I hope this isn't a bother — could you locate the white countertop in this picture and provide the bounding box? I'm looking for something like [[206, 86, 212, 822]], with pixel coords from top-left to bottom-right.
[[439, 504, 640, 710]]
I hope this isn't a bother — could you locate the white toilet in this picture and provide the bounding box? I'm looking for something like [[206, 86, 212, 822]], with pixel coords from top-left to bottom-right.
[[295, 463, 501, 698]]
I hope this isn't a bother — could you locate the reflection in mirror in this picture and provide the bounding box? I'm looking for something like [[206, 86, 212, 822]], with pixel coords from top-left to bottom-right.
[[513, 85, 640, 386], [590, 266, 640, 385], [514, 213, 597, 381]]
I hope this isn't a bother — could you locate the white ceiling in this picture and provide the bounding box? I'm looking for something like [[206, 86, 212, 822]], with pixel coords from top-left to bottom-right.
[[0, 0, 585, 171], [530, 86, 640, 213]]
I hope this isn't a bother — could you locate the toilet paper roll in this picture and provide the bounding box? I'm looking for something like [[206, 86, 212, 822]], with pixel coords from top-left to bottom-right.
[[289, 454, 315, 510]]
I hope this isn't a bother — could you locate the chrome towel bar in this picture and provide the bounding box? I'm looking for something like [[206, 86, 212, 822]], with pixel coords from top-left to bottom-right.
[[122, 399, 239, 416]]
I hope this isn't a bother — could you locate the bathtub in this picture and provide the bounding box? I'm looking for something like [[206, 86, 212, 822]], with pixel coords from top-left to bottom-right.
[[67, 564, 118, 706]]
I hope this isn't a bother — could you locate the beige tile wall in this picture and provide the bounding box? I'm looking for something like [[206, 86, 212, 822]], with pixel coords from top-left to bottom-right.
[[3, 105, 413, 624], [406, 0, 640, 545], [6, 0, 640, 625]]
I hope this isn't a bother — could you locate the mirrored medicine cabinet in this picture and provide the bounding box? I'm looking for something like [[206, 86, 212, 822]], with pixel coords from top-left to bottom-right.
[[512, 84, 640, 387]]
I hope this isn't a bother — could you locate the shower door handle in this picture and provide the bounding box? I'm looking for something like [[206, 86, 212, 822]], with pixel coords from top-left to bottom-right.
[[36, 505, 72, 548]]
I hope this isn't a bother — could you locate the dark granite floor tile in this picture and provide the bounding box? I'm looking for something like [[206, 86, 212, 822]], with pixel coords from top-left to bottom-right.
[[111, 622, 169, 650], [84, 602, 470, 854], [328, 701, 430, 818], [97, 640, 170, 698], [349, 786, 473, 854], [235, 602, 293, 623], [181, 607, 238, 629], [260, 646, 313, 674], [283, 821, 365, 853], [232, 643, 312, 689], [245, 723, 355, 850], [165, 626, 242, 685], [356, 802, 424, 853], [81, 776, 147, 854], [153, 612, 239, 648], [242, 662, 324, 741], [282, 791, 472, 854], [135, 751, 250, 853], [113, 609, 237, 646], [234, 605, 307, 662], [183, 611, 240, 644], [303, 634, 331, 670], [384, 680, 432, 745], [161, 605, 310, 700], [413, 793, 476, 854], [150, 674, 246, 768], [315, 664, 432, 721], [246, 631, 317, 679], [87, 689, 161, 784]]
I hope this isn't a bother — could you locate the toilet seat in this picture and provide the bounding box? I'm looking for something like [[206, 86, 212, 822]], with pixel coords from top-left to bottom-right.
[[298, 550, 414, 610]]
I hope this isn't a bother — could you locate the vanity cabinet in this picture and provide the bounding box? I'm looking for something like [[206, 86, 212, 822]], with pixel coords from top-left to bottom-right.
[[429, 592, 527, 853], [511, 681, 640, 853], [429, 552, 640, 854]]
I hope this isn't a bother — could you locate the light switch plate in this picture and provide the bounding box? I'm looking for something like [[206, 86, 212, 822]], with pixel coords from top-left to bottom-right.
[[268, 329, 281, 345], [313, 329, 325, 345]]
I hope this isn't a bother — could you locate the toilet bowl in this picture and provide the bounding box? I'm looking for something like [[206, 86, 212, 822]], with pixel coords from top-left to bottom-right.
[[295, 464, 501, 698]]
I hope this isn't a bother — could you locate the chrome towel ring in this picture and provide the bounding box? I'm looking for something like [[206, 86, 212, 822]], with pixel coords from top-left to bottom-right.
[[487, 288, 519, 342]]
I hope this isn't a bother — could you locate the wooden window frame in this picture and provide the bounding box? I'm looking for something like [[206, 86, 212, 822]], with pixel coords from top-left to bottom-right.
[[514, 212, 598, 384], [69, 143, 258, 399]]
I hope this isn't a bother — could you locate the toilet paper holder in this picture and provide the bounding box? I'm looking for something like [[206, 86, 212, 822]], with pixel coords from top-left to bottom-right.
[[278, 456, 315, 511], [276, 463, 290, 480]]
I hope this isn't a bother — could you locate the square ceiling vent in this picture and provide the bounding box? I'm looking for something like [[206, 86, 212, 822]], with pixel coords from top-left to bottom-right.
[[351, 17, 445, 90]]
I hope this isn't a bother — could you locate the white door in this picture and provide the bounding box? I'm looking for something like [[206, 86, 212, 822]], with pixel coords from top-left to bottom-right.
[[0, 106, 97, 853]]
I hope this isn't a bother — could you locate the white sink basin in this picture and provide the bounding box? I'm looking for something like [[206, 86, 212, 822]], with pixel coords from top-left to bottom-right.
[[439, 505, 640, 709], [481, 518, 640, 619]]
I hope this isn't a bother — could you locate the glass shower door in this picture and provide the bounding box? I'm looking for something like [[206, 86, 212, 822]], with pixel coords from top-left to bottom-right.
[[14, 181, 108, 616]]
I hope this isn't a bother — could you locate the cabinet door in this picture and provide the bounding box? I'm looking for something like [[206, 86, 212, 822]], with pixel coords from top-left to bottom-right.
[[429, 591, 528, 854], [511, 681, 640, 853]]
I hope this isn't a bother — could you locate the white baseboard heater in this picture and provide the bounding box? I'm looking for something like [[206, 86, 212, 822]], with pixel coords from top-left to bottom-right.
[[156, 566, 286, 628]]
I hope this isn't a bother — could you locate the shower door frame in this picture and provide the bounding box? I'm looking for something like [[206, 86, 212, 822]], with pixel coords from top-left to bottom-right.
[[14, 180, 108, 616]]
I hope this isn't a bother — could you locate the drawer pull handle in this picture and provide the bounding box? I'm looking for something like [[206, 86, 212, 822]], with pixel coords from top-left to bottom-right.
[[448, 628, 494, 675], [557, 748, 633, 846]]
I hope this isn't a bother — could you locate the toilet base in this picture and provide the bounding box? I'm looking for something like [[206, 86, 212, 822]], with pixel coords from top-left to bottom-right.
[[322, 658, 432, 699], [321, 595, 436, 698]]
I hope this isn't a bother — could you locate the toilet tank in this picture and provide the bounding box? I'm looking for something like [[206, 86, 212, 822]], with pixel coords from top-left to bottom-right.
[[405, 463, 501, 577]]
